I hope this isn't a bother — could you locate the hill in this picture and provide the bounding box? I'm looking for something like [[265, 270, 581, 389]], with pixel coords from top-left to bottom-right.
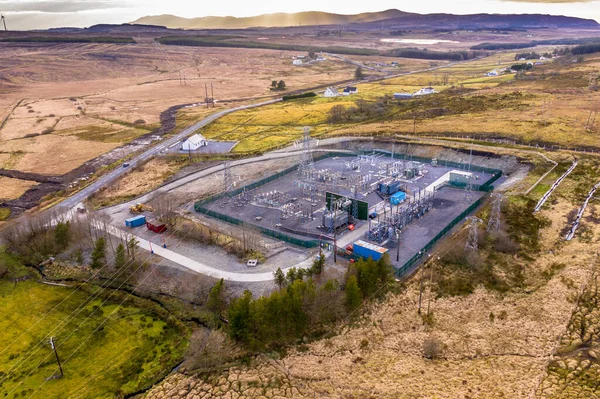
[[131, 10, 408, 29], [131, 9, 599, 30]]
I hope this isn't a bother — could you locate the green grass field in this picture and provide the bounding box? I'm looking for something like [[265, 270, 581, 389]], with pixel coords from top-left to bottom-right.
[[0, 250, 187, 399]]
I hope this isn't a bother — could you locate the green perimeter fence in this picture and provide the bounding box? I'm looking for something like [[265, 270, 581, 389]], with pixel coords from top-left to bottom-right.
[[393, 196, 485, 278], [194, 150, 501, 270]]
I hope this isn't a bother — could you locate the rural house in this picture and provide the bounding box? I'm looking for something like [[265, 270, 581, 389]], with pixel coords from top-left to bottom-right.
[[323, 87, 339, 97], [292, 59, 303, 65], [394, 93, 413, 100], [413, 87, 436, 96], [181, 134, 208, 151], [343, 86, 358, 95]]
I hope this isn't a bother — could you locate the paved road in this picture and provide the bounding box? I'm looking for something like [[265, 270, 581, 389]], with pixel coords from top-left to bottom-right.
[[97, 220, 315, 282], [56, 98, 282, 209]]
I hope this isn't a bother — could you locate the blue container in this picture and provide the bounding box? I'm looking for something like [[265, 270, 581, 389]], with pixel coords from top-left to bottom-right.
[[125, 215, 146, 228], [379, 181, 401, 196], [353, 240, 388, 261], [390, 191, 406, 205]]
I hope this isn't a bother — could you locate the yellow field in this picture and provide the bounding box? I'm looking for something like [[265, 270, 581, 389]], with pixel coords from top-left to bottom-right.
[[198, 51, 600, 153]]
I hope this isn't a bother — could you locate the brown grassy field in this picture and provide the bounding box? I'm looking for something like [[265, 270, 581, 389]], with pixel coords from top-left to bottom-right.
[[0, 40, 384, 204], [143, 152, 600, 399]]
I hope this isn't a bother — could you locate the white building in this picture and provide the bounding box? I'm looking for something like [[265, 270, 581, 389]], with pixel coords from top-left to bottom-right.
[[343, 86, 358, 96], [485, 70, 499, 77], [323, 87, 339, 97], [292, 59, 303, 65], [181, 134, 208, 151], [413, 87, 436, 96]]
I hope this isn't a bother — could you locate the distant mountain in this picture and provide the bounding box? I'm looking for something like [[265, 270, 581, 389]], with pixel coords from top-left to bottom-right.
[[131, 9, 599, 30], [131, 10, 412, 29], [372, 13, 600, 29]]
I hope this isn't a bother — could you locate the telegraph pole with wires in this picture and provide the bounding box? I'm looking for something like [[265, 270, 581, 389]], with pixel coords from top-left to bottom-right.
[[465, 216, 483, 253], [487, 193, 504, 232], [49, 337, 64, 378]]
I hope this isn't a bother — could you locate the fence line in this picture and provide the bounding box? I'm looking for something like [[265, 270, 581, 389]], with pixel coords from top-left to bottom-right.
[[195, 150, 498, 270]]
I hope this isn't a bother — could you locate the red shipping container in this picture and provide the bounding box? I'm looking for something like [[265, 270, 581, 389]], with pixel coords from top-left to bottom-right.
[[146, 220, 167, 234]]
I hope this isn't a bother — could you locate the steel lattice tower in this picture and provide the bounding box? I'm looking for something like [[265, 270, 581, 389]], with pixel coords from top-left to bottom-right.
[[487, 193, 503, 232], [465, 216, 483, 253], [223, 161, 233, 196], [298, 126, 314, 176]]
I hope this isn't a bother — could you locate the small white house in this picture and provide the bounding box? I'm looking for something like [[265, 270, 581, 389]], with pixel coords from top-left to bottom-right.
[[413, 87, 436, 96], [485, 70, 499, 77], [292, 59, 303, 66], [323, 87, 339, 97], [181, 134, 207, 151], [343, 86, 358, 96]]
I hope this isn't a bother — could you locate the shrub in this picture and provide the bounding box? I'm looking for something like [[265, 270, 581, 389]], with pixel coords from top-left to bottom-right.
[[423, 337, 443, 360]]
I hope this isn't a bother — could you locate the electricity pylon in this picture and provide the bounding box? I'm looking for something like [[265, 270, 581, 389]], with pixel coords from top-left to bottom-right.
[[223, 161, 233, 196], [465, 216, 483, 253], [487, 193, 504, 232], [298, 126, 314, 177]]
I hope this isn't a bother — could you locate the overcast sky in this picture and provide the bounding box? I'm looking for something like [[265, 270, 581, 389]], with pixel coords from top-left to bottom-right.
[[2, 0, 600, 30]]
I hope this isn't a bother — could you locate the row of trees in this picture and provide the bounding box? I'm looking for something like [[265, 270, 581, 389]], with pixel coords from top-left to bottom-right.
[[224, 254, 394, 349]]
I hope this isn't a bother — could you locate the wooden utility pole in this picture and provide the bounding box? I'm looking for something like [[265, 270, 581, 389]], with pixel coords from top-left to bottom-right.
[[49, 337, 64, 377]]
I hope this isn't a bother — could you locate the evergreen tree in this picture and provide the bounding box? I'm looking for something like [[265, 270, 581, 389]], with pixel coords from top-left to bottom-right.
[[354, 66, 364, 79], [127, 236, 138, 260], [207, 278, 227, 316], [311, 251, 325, 275], [277, 80, 286, 90], [54, 221, 70, 249], [91, 237, 106, 269], [345, 275, 362, 311], [228, 290, 252, 342], [274, 267, 286, 288], [286, 267, 298, 284], [115, 243, 126, 269]]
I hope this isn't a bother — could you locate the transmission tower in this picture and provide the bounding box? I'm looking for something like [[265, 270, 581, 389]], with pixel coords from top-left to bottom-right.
[[487, 193, 504, 232], [298, 126, 314, 176], [0, 10, 6, 31], [223, 161, 233, 196], [465, 216, 483, 253]]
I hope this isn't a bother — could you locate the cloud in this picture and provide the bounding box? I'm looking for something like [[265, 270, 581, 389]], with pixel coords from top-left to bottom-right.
[[502, 0, 592, 3], [1, 1, 133, 13]]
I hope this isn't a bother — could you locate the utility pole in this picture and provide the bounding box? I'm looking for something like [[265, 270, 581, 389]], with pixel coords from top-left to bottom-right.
[[418, 253, 430, 314], [427, 256, 439, 316], [396, 229, 401, 262], [49, 337, 64, 378]]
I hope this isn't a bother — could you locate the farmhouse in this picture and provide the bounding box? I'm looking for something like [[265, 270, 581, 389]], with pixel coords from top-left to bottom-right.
[[292, 59, 303, 65], [485, 70, 499, 77], [343, 86, 358, 95], [323, 87, 339, 97], [394, 93, 413, 100], [413, 87, 436, 96], [181, 134, 208, 151]]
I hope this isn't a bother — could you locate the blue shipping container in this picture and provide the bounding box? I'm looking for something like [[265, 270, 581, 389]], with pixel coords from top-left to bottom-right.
[[390, 191, 406, 205], [126, 215, 146, 228], [353, 240, 388, 261]]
